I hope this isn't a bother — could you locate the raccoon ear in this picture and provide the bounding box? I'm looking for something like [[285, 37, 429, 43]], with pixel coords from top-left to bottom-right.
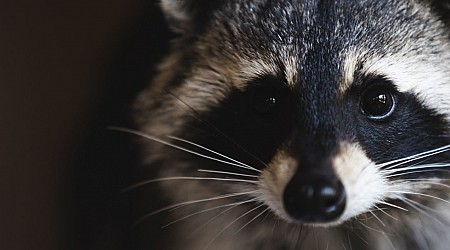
[[160, 0, 223, 33]]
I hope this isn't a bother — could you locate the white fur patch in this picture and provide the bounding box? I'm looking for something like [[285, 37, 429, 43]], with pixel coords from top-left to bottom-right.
[[258, 150, 298, 222], [362, 54, 450, 118], [238, 46, 298, 87], [340, 46, 450, 120], [238, 59, 278, 84], [332, 143, 389, 222], [340, 50, 359, 93]]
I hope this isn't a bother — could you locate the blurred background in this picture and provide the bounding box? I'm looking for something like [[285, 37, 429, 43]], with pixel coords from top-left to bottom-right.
[[0, 0, 172, 249]]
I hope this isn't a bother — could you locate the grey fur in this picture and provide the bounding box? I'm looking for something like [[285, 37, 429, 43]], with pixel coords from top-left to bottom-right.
[[133, 0, 450, 249]]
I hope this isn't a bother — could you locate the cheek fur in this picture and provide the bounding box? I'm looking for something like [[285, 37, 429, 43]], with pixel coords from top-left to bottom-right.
[[332, 143, 389, 221], [259, 150, 298, 222]]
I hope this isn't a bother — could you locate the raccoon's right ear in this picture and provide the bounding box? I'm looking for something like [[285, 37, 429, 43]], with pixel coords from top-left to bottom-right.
[[161, 0, 224, 34]]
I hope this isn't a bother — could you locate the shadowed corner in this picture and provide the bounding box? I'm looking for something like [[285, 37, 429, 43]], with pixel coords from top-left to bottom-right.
[[71, 1, 175, 250], [0, 0, 173, 250]]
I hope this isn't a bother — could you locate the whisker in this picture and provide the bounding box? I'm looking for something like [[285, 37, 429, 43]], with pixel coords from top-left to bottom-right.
[[348, 224, 370, 246], [205, 203, 265, 249], [170, 136, 261, 173], [405, 178, 450, 182], [325, 234, 330, 250], [382, 163, 450, 175], [122, 176, 259, 193], [108, 127, 257, 173], [164, 90, 270, 169], [291, 224, 303, 250], [403, 198, 450, 228], [368, 210, 385, 227], [399, 198, 446, 226], [347, 230, 353, 250], [198, 169, 259, 179], [384, 169, 450, 179], [374, 205, 398, 221], [403, 179, 450, 189], [230, 207, 270, 238], [357, 221, 384, 234], [188, 201, 249, 238], [378, 144, 450, 170], [162, 198, 259, 228], [341, 238, 348, 250], [388, 191, 450, 204], [132, 191, 257, 227], [377, 200, 409, 212], [403, 198, 437, 216]]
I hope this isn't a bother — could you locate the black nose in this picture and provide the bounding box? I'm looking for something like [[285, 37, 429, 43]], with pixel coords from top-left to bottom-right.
[[283, 175, 346, 223]]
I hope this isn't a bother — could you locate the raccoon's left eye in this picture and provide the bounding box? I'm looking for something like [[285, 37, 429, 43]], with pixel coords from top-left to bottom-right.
[[360, 85, 396, 120]]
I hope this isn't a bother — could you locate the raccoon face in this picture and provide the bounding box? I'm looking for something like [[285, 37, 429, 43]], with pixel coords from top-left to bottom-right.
[[134, 0, 450, 231]]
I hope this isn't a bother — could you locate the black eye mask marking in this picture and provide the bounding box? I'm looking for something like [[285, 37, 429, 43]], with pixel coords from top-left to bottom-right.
[[180, 75, 295, 171], [346, 75, 450, 172]]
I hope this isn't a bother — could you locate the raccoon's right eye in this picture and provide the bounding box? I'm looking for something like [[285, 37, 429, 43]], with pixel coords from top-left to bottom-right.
[[360, 84, 396, 120]]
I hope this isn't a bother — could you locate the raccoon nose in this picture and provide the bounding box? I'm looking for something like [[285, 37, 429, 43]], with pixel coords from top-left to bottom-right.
[[283, 175, 346, 223]]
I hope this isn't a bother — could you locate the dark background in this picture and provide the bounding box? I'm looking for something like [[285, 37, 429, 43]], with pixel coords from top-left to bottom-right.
[[0, 0, 172, 249]]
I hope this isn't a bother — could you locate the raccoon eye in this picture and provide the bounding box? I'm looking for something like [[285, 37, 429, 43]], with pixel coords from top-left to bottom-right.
[[360, 85, 396, 120], [253, 95, 277, 115], [248, 75, 287, 118]]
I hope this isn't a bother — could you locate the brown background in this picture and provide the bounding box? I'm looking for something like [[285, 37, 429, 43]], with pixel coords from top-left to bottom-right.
[[0, 1, 170, 249]]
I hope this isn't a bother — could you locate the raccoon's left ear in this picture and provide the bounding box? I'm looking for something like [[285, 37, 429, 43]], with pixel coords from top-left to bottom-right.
[[161, 0, 224, 34]]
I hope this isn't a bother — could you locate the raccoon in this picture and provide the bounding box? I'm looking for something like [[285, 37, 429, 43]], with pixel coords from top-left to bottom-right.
[[125, 0, 450, 249]]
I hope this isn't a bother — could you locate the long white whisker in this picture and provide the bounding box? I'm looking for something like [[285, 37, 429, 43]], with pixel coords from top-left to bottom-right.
[[347, 230, 353, 250], [198, 169, 259, 179], [205, 203, 265, 249], [374, 205, 398, 221], [399, 198, 446, 226], [165, 90, 270, 169], [357, 220, 394, 248], [122, 176, 259, 193], [377, 200, 408, 212], [404, 179, 450, 189], [403, 198, 450, 227], [379, 144, 450, 170], [188, 200, 251, 238], [162, 198, 259, 228], [170, 136, 261, 173], [401, 198, 428, 216], [388, 191, 450, 204], [385, 169, 450, 178], [132, 191, 257, 227], [231, 207, 270, 238], [369, 210, 385, 227], [405, 178, 450, 182], [358, 221, 384, 234], [109, 127, 258, 173], [382, 163, 450, 175], [404, 198, 439, 215]]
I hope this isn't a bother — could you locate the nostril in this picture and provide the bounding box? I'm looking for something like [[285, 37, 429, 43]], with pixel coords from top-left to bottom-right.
[[318, 183, 346, 217], [283, 176, 346, 223]]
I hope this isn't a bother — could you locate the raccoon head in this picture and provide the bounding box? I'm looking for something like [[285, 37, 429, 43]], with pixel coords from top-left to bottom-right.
[[135, 0, 450, 228]]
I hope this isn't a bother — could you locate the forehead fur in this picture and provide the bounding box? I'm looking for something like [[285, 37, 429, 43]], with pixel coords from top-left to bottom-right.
[[138, 0, 450, 129], [184, 0, 450, 115]]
